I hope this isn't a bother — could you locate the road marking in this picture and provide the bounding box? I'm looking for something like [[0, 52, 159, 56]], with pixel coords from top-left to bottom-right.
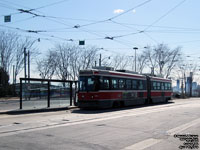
[[122, 138, 162, 150], [167, 118, 200, 135], [122, 118, 200, 150], [0, 105, 176, 137], [0, 101, 199, 137]]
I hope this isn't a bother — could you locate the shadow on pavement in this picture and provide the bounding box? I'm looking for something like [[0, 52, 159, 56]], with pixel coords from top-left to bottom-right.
[[71, 101, 174, 114], [0, 106, 76, 115]]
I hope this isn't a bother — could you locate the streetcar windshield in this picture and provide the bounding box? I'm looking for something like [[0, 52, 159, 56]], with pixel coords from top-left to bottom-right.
[[79, 76, 99, 91]]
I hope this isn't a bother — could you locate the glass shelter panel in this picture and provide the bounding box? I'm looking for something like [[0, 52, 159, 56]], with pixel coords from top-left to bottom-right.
[[50, 82, 70, 108], [22, 80, 48, 109]]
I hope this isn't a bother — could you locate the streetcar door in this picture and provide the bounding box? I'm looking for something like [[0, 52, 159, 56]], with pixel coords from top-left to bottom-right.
[[161, 82, 165, 101], [146, 76, 151, 103]]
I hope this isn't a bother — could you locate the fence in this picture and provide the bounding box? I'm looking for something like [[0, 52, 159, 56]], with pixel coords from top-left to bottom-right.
[[20, 78, 77, 110]]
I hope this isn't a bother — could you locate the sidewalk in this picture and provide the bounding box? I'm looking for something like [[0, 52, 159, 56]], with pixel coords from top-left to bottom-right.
[[0, 97, 77, 115], [0, 97, 19, 114]]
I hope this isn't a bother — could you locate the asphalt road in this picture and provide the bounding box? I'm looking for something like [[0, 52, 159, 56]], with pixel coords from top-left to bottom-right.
[[0, 98, 199, 150]]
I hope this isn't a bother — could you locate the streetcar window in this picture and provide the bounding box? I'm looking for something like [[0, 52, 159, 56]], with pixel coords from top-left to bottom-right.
[[111, 78, 118, 89], [79, 76, 99, 91], [132, 80, 137, 90], [126, 79, 132, 90], [79, 76, 86, 91], [164, 83, 168, 90], [168, 83, 171, 90], [152, 82, 157, 90], [157, 82, 161, 90], [138, 80, 144, 90], [87, 77, 94, 91], [119, 79, 125, 89], [103, 77, 110, 90], [161, 82, 164, 90]]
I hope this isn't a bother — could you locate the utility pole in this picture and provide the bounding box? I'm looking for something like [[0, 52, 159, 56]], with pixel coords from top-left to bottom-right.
[[99, 54, 102, 67], [95, 61, 97, 67], [24, 48, 27, 79], [28, 50, 30, 79], [24, 47, 27, 100], [133, 47, 138, 72]]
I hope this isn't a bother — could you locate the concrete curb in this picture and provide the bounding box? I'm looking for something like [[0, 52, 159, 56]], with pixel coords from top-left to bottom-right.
[[0, 106, 78, 115]]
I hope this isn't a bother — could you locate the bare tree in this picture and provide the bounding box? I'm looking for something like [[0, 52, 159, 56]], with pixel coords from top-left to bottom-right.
[[143, 46, 158, 75], [69, 46, 98, 80], [14, 37, 38, 83], [144, 44, 181, 78], [0, 31, 18, 74], [54, 44, 72, 80], [137, 54, 148, 74], [41, 44, 99, 80], [110, 55, 131, 70], [0, 31, 38, 83], [37, 50, 57, 79]]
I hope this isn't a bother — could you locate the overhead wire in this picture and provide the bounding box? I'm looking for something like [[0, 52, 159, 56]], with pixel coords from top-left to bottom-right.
[[1, 0, 154, 45], [143, 0, 187, 32], [1, 0, 191, 54], [108, 0, 152, 20], [109, 17, 159, 44], [108, 21, 200, 32], [32, 0, 70, 10], [76, 0, 153, 29]]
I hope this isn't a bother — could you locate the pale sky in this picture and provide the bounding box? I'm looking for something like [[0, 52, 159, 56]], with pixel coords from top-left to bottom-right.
[[0, 0, 200, 81]]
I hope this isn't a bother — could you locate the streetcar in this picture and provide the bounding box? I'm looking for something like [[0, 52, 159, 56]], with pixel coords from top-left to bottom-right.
[[78, 67, 172, 108]]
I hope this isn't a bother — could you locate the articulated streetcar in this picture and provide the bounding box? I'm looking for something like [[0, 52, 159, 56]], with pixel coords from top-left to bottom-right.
[[78, 68, 172, 108]]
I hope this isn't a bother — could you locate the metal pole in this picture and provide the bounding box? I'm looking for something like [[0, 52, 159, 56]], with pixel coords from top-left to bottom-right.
[[99, 54, 101, 67], [135, 49, 136, 72], [133, 47, 138, 72], [70, 82, 73, 106], [20, 78, 22, 109], [28, 50, 30, 79], [24, 48, 27, 79], [190, 77, 192, 97], [47, 81, 50, 108], [24, 48, 27, 100]]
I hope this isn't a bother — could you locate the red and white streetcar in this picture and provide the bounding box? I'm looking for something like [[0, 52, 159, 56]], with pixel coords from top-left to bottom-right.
[[78, 67, 172, 108]]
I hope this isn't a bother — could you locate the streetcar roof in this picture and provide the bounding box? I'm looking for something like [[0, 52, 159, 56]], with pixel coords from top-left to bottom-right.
[[150, 76, 171, 82], [79, 69, 146, 79], [79, 69, 171, 82]]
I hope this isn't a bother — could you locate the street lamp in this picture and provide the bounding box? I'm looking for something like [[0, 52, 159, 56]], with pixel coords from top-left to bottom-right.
[[133, 47, 138, 72]]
